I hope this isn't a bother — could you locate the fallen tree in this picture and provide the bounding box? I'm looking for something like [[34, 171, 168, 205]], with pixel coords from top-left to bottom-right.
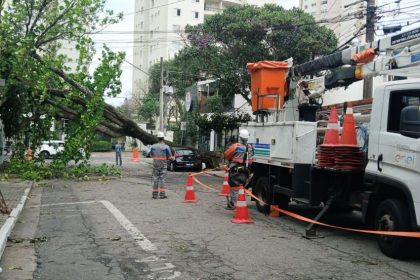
[[0, 0, 160, 166]]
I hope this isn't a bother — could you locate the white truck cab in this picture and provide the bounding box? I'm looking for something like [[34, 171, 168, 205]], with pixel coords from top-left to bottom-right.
[[363, 80, 420, 256]]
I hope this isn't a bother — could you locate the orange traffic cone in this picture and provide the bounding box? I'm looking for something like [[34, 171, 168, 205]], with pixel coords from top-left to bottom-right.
[[269, 205, 280, 217], [26, 148, 33, 161], [131, 147, 139, 162], [323, 106, 340, 145], [183, 174, 197, 203], [231, 185, 253, 224], [218, 171, 230, 196], [340, 102, 357, 146]]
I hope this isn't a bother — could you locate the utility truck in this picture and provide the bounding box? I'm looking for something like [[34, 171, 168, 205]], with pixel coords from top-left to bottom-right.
[[244, 27, 420, 258]]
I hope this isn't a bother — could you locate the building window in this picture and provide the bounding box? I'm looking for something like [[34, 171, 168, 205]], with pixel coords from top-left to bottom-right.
[[192, 11, 199, 19], [311, 3, 316, 6], [150, 30, 153, 38], [140, 21, 143, 29], [152, 0, 155, 7], [304, 5, 308, 8], [322, 0, 327, 4], [174, 8, 181, 16], [171, 41, 182, 51], [192, 0, 199, 2]]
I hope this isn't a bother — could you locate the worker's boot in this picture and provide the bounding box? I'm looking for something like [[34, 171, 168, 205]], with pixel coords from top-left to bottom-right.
[[159, 192, 168, 199], [152, 191, 158, 199], [225, 201, 235, 210]]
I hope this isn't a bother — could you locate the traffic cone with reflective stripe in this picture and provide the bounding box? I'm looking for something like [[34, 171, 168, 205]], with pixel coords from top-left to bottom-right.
[[231, 185, 253, 224], [340, 102, 358, 146], [218, 171, 230, 196], [183, 174, 197, 203], [323, 106, 340, 145]]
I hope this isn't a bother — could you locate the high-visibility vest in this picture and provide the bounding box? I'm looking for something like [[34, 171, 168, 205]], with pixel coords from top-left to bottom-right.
[[224, 143, 254, 164]]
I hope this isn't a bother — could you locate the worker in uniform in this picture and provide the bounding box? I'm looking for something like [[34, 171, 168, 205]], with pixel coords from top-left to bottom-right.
[[224, 129, 254, 210], [149, 132, 173, 199]]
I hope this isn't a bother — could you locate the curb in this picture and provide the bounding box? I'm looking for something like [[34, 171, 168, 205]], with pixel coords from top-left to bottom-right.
[[0, 182, 33, 259]]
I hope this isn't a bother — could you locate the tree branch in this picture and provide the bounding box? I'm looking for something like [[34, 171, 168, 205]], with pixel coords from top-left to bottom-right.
[[29, 0, 52, 34], [31, 54, 158, 144], [35, 0, 76, 47]]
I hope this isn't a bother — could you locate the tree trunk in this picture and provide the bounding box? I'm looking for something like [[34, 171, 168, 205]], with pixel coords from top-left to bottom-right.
[[201, 151, 223, 169]]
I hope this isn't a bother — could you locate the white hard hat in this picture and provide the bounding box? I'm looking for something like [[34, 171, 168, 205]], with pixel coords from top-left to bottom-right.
[[157, 131, 165, 139], [239, 129, 250, 140]]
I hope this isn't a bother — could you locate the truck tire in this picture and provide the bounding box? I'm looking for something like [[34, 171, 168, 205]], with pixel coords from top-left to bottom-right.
[[255, 176, 271, 214], [255, 176, 290, 214], [375, 198, 411, 259]]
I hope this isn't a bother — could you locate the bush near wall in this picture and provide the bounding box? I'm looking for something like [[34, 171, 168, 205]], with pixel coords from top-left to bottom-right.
[[92, 140, 112, 152]]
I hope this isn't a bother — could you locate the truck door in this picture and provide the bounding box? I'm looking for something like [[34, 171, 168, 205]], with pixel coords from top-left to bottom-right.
[[379, 85, 420, 173], [365, 84, 385, 180]]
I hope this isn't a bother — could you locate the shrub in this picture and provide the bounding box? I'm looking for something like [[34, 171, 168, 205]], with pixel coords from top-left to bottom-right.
[[92, 140, 112, 152]]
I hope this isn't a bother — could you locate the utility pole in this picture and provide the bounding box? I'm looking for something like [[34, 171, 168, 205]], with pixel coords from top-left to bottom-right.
[[164, 67, 169, 133], [363, 0, 376, 99], [159, 57, 164, 132]]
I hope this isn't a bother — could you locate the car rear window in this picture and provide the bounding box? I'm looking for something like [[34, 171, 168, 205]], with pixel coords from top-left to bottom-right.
[[174, 149, 194, 155]]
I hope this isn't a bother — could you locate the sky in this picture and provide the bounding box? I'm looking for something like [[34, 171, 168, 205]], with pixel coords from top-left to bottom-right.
[[92, 1, 135, 107], [95, 0, 299, 107]]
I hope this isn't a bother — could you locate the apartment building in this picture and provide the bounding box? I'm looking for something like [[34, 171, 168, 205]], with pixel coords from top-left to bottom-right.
[[132, 0, 278, 99], [299, 0, 366, 46]]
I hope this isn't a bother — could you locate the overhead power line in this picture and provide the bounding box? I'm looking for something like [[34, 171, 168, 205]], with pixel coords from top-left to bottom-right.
[[124, 59, 149, 76]]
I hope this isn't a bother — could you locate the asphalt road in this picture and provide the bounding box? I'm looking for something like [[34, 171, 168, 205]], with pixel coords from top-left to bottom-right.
[[1, 152, 420, 279]]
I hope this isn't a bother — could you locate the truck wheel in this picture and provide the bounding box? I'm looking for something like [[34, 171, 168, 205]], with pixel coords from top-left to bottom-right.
[[255, 176, 271, 214], [375, 198, 411, 259]]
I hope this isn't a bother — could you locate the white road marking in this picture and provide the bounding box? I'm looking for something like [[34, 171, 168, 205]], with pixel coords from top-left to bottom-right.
[[36, 200, 157, 251], [32, 201, 97, 207], [150, 263, 175, 272], [100, 200, 157, 252], [33, 199, 180, 278]]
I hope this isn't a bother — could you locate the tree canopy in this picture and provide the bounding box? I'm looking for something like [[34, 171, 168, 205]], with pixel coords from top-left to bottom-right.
[[147, 4, 338, 106]]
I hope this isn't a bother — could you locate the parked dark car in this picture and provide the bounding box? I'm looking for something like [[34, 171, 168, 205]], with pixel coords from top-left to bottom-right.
[[167, 147, 202, 172]]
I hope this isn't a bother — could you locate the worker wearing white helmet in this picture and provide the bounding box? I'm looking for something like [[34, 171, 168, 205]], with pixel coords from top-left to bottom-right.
[[149, 132, 173, 199], [223, 128, 254, 210]]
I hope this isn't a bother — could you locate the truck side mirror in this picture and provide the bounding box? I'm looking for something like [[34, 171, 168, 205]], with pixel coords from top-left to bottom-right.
[[400, 105, 420, 139]]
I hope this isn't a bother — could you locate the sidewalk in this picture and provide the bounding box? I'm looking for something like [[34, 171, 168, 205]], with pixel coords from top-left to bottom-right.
[[0, 181, 32, 259]]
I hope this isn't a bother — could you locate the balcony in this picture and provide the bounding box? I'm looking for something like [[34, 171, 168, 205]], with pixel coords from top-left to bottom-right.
[[204, 5, 222, 12], [222, 0, 244, 4]]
